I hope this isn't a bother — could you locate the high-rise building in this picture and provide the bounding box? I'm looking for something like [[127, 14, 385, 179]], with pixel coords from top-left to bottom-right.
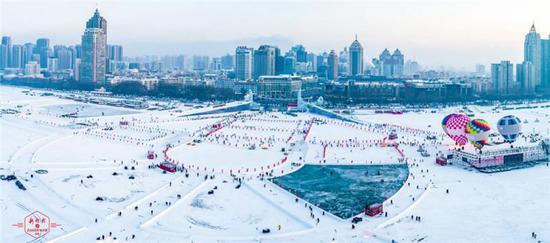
[[516, 61, 535, 93], [175, 55, 185, 70], [23, 43, 35, 67], [541, 37, 550, 89], [283, 51, 296, 75], [524, 23, 541, 87], [291, 45, 307, 63], [349, 36, 364, 76], [253, 45, 277, 78], [11, 44, 24, 69], [235, 46, 253, 80], [0, 36, 11, 69], [373, 48, 404, 78], [1, 36, 12, 69], [35, 38, 51, 68], [80, 9, 107, 83], [327, 50, 338, 81], [491, 60, 514, 96], [221, 54, 234, 70], [391, 49, 404, 78], [379, 49, 392, 77], [54, 45, 74, 70]]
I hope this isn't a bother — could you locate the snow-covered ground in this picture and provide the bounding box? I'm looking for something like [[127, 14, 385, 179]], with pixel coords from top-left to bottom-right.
[[1, 85, 549, 243]]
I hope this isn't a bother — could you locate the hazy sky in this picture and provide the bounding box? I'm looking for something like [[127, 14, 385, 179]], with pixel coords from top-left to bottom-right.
[[1, 0, 549, 70]]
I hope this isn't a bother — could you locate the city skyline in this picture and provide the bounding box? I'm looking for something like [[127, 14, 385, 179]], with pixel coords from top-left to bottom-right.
[[2, 0, 549, 71]]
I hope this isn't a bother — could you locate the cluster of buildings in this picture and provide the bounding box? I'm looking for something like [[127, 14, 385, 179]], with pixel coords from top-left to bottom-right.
[[1, 8, 548, 107], [491, 24, 550, 96], [233, 37, 407, 82], [0, 9, 123, 82]]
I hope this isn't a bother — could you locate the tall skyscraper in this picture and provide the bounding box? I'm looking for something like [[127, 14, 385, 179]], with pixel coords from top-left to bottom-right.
[[22, 43, 35, 67], [11, 45, 23, 69], [541, 36, 550, 89], [327, 50, 338, 81], [235, 46, 253, 80], [283, 51, 296, 75], [391, 49, 404, 78], [291, 45, 307, 63], [491, 61, 514, 96], [349, 36, 364, 76], [0, 36, 11, 69], [80, 9, 107, 83], [253, 45, 277, 78], [524, 23, 541, 87], [35, 38, 51, 69], [54, 45, 74, 70], [379, 49, 392, 77], [516, 61, 535, 93]]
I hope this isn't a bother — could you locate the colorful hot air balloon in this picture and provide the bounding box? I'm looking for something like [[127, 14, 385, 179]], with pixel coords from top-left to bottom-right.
[[465, 119, 491, 149], [497, 115, 522, 143], [441, 114, 456, 136], [445, 114, 470, 145]]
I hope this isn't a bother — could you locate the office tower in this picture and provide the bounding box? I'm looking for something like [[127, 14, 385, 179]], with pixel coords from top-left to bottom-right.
[[221, 54, 234, 70], [54, 45, 74, 70], [306, 53, 317, 72], [524, 23, 541, 87], [35, 38, 51, 68], [491, 61, 514, 95], [339, 47, 349, 76], [80, 9, 107, 82], [283, 51, 296, 75], [379, 49, 392, 77], [253, 45, 277, 78], [349, 36, 364, 76], [106, 44, 123, 73], [275, 47, 285, 75], [517, 61, 536, 93], [327, 50, 338, 80], [1, 36, 12, 69], [291, 45, 307, 63], [11, 45, 24, 68], [391, 49, 404, 78], [0, 37, 10, 69], [541, 37, 550, 88], [316, 52, 327, 78], [235, 46, 253, 80], [22, 43, 35, 66]]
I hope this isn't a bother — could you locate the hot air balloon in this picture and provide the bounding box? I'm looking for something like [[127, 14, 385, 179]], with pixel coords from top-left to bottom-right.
[[465, 119, 491, 149], [441, 114, 456, 136], [445, 114, 470, 145], [497, 115, 521, 143]]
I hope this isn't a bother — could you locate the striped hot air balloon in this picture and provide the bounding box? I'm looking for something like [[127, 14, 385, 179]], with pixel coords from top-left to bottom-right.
[[465, 119, 491, 149]]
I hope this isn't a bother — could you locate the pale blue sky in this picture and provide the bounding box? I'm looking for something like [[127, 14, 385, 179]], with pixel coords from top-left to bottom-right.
[[1, 0, 549, 70]]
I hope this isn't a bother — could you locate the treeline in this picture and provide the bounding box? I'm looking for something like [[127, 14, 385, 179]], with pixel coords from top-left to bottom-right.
[[1, 77, 241, 101]]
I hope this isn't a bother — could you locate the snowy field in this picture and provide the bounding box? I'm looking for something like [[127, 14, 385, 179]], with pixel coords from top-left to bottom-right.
[[1, 85, 549, 243]]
